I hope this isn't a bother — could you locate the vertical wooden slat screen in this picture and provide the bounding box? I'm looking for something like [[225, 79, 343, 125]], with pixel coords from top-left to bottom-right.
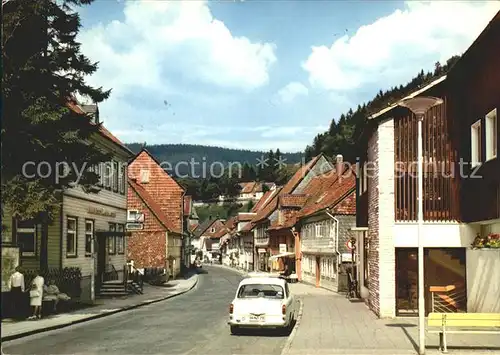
[[394, 97, 459, 222]]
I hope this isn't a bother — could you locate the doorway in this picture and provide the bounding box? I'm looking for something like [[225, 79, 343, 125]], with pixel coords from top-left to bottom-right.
[[395, 247, 467, 316], [96, 237, 107, 291], [395, 248, 418, 316]]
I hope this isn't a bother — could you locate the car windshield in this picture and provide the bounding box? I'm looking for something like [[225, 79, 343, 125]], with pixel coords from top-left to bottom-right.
[[237, 284, 284, 299]]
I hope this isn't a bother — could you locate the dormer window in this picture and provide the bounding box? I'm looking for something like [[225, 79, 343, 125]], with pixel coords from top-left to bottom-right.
[[210, 227, 215, 233], [140, 169, 150, 183]]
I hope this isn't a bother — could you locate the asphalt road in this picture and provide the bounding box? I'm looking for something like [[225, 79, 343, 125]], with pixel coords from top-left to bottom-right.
[[2, 266, 290, 355]]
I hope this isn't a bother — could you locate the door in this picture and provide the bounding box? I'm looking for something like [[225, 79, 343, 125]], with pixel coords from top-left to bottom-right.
[[96, 237, 107, 289], [395, 248, 418, 316]]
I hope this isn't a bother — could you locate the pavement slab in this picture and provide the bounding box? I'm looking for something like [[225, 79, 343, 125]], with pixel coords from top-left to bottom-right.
[[283, 282, 500, 355]]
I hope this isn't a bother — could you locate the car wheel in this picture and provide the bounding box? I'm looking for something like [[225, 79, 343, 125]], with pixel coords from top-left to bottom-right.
[[230, 325, 240, 335]]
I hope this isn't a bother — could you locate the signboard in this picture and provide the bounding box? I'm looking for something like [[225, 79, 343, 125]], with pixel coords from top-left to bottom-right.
[[346, 238, 356, 250], [258, 248, 266, 253], [279, 244, 287, 253], [88, 206, 116, 218], [126, 223, 144, 230]]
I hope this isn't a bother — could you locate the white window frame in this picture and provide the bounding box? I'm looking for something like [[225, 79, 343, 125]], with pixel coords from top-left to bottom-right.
[[210, 227, 215, 233], [104, 162, 112, 189], [485, 108, 497, 161], [140, 169, 150, 183], [127, 209, 139, 222], [108, 223, 116, 255], [17, 220, 37, 257], [471, 119, 482, 168], [119, 163, 125, 194], [66, 217, 77, 257], [85, 220, 94, 257], [116, 224, 125, 254]]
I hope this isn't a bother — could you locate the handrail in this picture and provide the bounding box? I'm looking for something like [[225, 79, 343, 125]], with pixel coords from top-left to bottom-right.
[[430, 283, 467, 313]]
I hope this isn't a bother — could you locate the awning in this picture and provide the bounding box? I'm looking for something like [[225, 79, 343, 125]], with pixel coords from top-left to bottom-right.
[[269, 252, 295, 261]]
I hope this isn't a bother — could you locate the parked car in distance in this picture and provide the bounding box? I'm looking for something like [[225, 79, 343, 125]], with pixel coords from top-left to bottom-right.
[[228, 275, 297, 334]]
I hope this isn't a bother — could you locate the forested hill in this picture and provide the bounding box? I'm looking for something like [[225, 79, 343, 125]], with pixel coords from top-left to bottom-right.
[[126, 143, 304, 176], [304, 56, 462, 163]]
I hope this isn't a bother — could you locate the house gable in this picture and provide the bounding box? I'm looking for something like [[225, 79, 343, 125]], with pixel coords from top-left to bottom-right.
[[128, 149, 184, 232]]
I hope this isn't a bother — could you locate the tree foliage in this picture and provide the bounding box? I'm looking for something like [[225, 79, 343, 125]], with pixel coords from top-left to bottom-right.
[[2, 0, 111, 223], [304, 56, 461, 162]]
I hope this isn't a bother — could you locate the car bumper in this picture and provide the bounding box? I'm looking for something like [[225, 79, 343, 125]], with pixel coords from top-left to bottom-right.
[[228, 316, 289, 328]]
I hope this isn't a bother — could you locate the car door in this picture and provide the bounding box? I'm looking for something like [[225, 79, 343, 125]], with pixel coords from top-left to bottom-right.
[[285, 282, 294, 319]]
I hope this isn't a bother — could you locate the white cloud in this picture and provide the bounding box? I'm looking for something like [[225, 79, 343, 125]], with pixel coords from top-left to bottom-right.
[[79, 0, 277, 94], [303, 1, 500, 91], [277, 82, 309, 103]]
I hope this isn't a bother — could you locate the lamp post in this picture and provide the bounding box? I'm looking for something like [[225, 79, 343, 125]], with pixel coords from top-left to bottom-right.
[[399, 96, 443, 355]]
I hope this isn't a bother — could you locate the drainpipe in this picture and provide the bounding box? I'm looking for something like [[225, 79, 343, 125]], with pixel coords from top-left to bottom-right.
[[290, 227, 301, 281], [325, 209, 341, 268]]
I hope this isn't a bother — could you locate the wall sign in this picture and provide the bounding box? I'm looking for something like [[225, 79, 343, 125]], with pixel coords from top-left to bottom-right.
[[88, 206, 116, 218]]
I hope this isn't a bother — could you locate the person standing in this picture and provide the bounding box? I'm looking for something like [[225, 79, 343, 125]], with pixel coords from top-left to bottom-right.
[[7, 266, 25, 319], [28, 271, 44, 320]]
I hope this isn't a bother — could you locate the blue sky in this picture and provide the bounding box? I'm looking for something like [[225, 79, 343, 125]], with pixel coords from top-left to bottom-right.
[[76, 0, 500, 153]]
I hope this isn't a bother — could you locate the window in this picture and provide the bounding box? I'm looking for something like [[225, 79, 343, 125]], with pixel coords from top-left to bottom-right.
[[210, 227, 215, 233], [108, 223, 116, 255], [119, 163, 125, 194], [486, 108, 497, 161], [116, 224, 125, 254], [471, 120, 482, 167], [113, 161, 119, 192], [66, 217, 77, 257], [104, 162, 112, 189], [127, 210, 139, 222], [140, 169, 150, 183], [237, 284, 284, 299], [85, 220, 94, 257], [17, 220, 36, 256]]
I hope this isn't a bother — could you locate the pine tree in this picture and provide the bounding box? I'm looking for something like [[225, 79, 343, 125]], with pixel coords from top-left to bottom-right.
[[2, 0, 111, 225]]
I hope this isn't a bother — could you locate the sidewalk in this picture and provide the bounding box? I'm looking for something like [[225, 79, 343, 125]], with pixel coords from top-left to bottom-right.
[[1, 273, 198, 341], [283, 282, 500, 355]]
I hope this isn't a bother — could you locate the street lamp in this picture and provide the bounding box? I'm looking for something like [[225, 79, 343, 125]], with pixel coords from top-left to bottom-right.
[[399, 96, 443, 355]]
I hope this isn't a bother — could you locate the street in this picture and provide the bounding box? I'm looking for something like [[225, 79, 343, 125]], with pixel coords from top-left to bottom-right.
[[2, 267, 290, 355]]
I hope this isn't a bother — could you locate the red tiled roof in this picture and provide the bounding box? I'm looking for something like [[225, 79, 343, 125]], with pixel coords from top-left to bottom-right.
[[68, 99, 133, 156], [250, 154, 325, 226], [298, 166, 357, 218], [251, 189, 275, 212], [128, 178, 180, 233], [240, 182, 257, 194], [237, 213, 255, 221], [280, 194, 308, 208]]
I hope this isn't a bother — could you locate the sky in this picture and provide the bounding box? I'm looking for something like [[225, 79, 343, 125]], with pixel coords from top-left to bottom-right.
[[76, 0, 500, 153]]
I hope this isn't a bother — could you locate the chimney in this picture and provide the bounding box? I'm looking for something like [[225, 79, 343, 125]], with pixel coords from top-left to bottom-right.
[[336, 154, 343, 176], [209, 215, 212, 220]]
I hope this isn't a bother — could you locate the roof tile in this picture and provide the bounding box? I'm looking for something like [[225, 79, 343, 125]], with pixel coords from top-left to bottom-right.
[[128, 178, 180, 233]]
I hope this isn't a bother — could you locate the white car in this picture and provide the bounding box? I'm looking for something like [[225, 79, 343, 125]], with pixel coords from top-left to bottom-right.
[[228, 274, 297, 334]]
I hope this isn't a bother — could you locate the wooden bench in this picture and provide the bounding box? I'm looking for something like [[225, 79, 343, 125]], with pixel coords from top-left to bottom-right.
[[428, 312, 500, 353]]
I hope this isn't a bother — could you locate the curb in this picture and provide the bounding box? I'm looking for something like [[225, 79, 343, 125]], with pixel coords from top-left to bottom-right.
[[1, 274, 199, 342], [280, 298, 304, 355]]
